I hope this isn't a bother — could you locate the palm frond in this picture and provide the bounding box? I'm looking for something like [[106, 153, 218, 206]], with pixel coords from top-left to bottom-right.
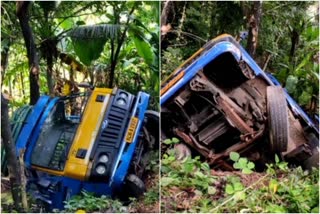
[[68, 24, 121, 40]]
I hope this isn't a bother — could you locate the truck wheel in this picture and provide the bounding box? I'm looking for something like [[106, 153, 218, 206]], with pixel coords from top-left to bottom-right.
[[124, 110, 159, 199], [125, 174, 146, 198], [266, 86, 288, 152]]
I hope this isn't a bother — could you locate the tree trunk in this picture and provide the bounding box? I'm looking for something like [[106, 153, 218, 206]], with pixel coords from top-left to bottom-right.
[[246, 1, 262, 57], [16, 1, 40, 105], [161, 0, 173, 41], [289, 29, 299, 65], [176, 1, 187, 41], [161, 0, 173, 26], [1, 94, 23, 212]]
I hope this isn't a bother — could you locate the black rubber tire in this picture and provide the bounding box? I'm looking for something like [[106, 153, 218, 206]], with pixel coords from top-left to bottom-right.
[[266, 86, 289, 152], [125, 174, 146, 198], [120, 110, 158, 201]]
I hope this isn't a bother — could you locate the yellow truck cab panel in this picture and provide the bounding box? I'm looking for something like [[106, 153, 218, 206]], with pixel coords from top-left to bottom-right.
[[63, 88, 112, 180]]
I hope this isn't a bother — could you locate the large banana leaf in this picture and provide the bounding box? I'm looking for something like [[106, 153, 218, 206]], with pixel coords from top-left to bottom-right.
[[128, 25, 155, 68], [68, 24, 120, 65]]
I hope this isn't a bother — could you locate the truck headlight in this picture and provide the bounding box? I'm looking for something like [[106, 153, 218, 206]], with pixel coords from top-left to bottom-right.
[[96, 164, 106, 175], [116, 92, 129, 106], [99, 154, 109, 163], [116, 98, 126, 106], [119, 92, 128, 99]]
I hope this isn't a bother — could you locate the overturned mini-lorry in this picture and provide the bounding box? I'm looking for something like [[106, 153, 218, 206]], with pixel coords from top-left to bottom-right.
[[3, 87, 159, 210], [161, 34, 319, 170]]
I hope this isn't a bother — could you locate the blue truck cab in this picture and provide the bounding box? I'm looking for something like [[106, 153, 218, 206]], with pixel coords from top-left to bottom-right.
[[4, 87, 159, 211]]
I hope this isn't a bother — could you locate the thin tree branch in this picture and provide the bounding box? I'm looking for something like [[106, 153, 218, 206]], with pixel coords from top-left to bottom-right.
[[171, 30, 207, 43], [109, 3, 136, 87]]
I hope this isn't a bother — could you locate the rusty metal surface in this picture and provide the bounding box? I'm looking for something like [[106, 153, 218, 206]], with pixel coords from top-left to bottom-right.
[[173, 127, 265, 166], [208, 129, 264, 165], [190, 72, 249, 120], [217, 97, 253, 134], [173, 128, 210, 157]]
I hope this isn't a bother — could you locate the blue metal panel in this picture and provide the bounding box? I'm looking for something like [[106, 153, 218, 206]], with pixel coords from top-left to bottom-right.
[[15, 96, 50, 156], [33, 175, 112, 210], [110, 92, 150, 190], [82, 182, 112, 196], [24, 97, 59, 168]]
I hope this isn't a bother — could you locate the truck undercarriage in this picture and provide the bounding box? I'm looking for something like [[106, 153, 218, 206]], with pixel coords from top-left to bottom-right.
[[161, 52, 318, 170]]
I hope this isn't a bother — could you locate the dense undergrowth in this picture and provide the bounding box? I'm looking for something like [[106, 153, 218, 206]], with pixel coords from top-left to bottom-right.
[[161, 139, 319, 213], [1, 175, 159, 213], [1, 152, 159, 213]]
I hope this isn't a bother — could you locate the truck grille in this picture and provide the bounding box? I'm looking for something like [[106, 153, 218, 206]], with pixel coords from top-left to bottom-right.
[[89, 90, 134, 181], [99, 105, 128, 147]]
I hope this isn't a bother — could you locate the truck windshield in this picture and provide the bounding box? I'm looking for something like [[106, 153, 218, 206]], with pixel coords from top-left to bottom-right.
[[31, 95, 86, 170]]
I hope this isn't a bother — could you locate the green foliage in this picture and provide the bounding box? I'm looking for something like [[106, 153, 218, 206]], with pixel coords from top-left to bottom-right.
[[229, 152, 255, 174], [63, 191, 124, 213], [69, 24, 120, 65], [225, 177, 244, 195], [162, 149, 319, 213], [142, 183, 159, 206], [132, 36, 154, 66], [163, 137, 179, 145], [161, 151, 215, 193], [72, 38, 108, 66], [2, 1, 159, 110], [161, 47, 183, 81]]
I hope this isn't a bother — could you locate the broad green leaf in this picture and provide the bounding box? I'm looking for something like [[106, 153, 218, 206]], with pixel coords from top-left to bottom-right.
[[195, 171, 205, 178], [233, 182, 244, 191], [234, 191, 246, 201], [242, 168, 253, 174], [163, 139, 172, 144], [230, 152, 240, 161], [247, 162, 255, 170], [167, 156, 175, 162], [59, 18, 74, 30], [68, 24, 121, 65], [71, 38, 107, 66], [298, 91, 312, 106], [225, 184, 234, 194], [183, 162, 194, 173], [200, 162, 210, 172], [238, 158, 248, 168], [132, 36, 154, 66], [311, 207, 319, 213], [233, 162, 241, 169], [275, 154, 280, 163], [171, 137, 180, 143], [285, 75, 298, 94]]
